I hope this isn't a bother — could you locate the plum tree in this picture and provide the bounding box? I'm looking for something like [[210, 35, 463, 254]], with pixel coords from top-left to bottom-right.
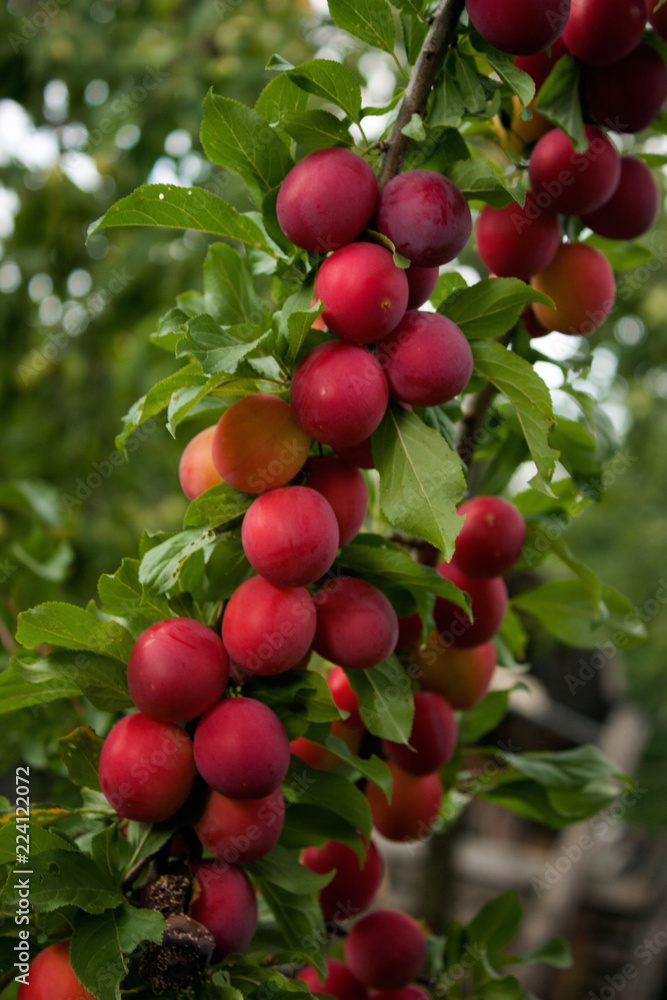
[[375, 170, 472, 267], [221, 575, 317, 675], [583, 43, 667, 135], [465, 0, 570, 55], [313, 577, 399, 669], [301, 839, 384, 921], [189, 862, 258, 959], [290, 342, 389, 449], [414, 635, 497, 710], [528, 125, 621, 216], [474, 194, 561, 280], [211, 394, 310, 494], [127, 617, 229, 722], [276, 148, 377, 252], [18, 942, 96, 1000], [99, 713, 196, 823], [376, 311, 473, 407], [433, 561, 508, 648], [193, 697, 290, 798], [315, 243, 409, 343], [563, 0, 647, 65], [365, 761, 443, 841], [382, 691, 458, 775], [179, 426, 222, 500], [241, 486, 340, 587], [327, 665, 364, 727], [306, 457, 368, 547], [297, 959, 368, 1000], [531, 242, 616, 336], [194, 787, 285, 864], [581, 156, 660, 240], [405, 265, 439, 309], [452, 495, 526, 578], [344, 909, 427, 989]]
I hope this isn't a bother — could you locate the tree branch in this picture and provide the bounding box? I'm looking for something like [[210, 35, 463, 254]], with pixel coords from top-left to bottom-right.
[[377, 0, 465, 188], [456, 380, 497, 467]]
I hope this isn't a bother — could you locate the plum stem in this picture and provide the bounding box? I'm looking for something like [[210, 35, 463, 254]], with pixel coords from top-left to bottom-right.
[[377, 0, 466, 188]]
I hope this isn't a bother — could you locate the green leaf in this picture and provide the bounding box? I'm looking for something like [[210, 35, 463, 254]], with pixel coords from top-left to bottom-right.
[[0, 478, 64, 527], [244, 670, 339, 739], [201, 92, 293, 203], [583, 233, 654, 271], [97, 558, 172, 623], [0, 663, 79, 714], [471, 340, 559, 493], [286, 59, 363, 123], [512, 579, 648, 648], [522, 936, 572, 969], [115, 361, 204, 454], [87, 184, 276, 254], [183, 482, 253, 530], [467, 891, 523, 952], [280, 803, 363, 857], [70, 904, 166, 1000], [0, 822, 79, 865], [250, 874, 325, 958], [467, 33, 535, 107], [460, 690, 512, 744], [441, 279, 552, 341], [12, 651, 132, 712], [204, 241, 272, 327], [535, 55, 587, 150], [478, 975, 524, 1000], [1, 849, 123, 913], [390, 0, 425, 17], [280, 110, 353, 150], [204, 529, 254, 600], [373, 405, 466, 558], [255, 72, 309, 125], [176, 317, 268, 376], [401, 112, 427, 140], [323, 736, 393, 797], [138, 528, 216, 595], [344, 657, 414, 743], [283, 298, 326, 363], [430, 271, 468, 309], [447, 158, 525, 209], [328, 0, 395, 55], [246, 844, 333, 894], [16, 602, 134, 662], [284, 757, 372, 842], [58, 726, 104, 790], [401, 11, 428, 64]]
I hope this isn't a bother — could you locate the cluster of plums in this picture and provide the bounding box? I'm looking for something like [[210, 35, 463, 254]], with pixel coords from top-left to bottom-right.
[[473, 0, 665, 339]]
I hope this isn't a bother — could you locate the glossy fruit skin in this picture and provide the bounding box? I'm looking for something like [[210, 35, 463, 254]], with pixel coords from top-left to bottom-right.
[[276, 148, 378, 253], [335, 437, 375, 469], [511, 40, 570, 146], [194, 787, 285, 864], [382, 691, 458, 776], [345, 909, 427, 990], [241, 486, 339, 587], [465, 0, 570, 55], [290, 342, 389, 450], [514, 38, 569, 92], [315, 243, 409, 344], [297, 959, 369, 1000], [475, 194, 561, 280], [376, 170, 472, 267], [433, 561, 508, 648], [301, 840, 384, 922], [531, 243, 616, 336], [222, 575, 317, 675], [190, 862, 258, 959], [211, 394, 310, 494], [193, 697, 290, 798], [395, 613, 423, 652], [99, 713, 196, 823], [179, 426, 222, 500], [307, 457, 369, 547], [366, 761, 443, 842], [17, 942, 96, 1000], [581, 156, 660, 240], [314, 577, 399, 669], [290, 718, 363, 771], [453, 495, 526, 578], [376, 311, 473, 407], [563, 0, 647, 66], [406, 265, 440, 309], [414, 634, 497, 710], [583, 44, 667, 135], [328, 665, 363, 727], [528, 125, 621, 217], [127, 618, 229, 723]]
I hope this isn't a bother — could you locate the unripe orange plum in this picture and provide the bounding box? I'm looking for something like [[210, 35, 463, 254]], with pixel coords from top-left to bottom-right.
[[465, 0, 570, 55], [531, 243, 616, 336], [297, 959, 368, 1000], [314, 577, 399, 669], [345, 909, 427, 990], [18, 942, 96, 1000], [366, 761, 442, 842], [194, 787, 285, 864], [211, 394, 310, 494], [99, 713, 196, 823], [127, 617, 229, 723], [563, 0, 646, 66], [433, 561, 508, 648], [583, 43, 667, 135], [453, 495, 526, 578], [301, 839, 384, 922], [190, 862, 258, 959], [315, 243, 409, 344], [179, 426, 222, 499], [382, 691, 458, 775], [475, 194, 561, 280], [241, 486, 339, 587], [414, 634, 497, 710], [193, 696, 290, 798], [276, 148, 377, 253], [581, 156, 660, 240], [528, 125, 621, 217]]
